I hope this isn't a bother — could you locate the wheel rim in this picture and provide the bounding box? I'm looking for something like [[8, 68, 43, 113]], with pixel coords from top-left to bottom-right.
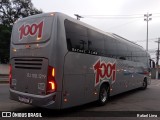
[[100, 88, 107, 103]]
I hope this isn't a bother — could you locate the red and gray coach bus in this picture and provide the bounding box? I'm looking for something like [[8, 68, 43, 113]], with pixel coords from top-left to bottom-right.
[[10, 12, 152, 109]]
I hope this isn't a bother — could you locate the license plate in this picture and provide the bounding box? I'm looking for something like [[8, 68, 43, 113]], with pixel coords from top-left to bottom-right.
[[18, 96, 32, 104]]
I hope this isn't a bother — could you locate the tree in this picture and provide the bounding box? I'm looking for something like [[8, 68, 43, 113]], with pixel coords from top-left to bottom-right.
[[0, 0, 43, 27], [0, 0, 43, 63], [0, 24, 11, 63]]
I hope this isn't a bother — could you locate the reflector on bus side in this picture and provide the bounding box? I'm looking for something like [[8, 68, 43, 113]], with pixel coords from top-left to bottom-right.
[[9, 64, 12, 86]]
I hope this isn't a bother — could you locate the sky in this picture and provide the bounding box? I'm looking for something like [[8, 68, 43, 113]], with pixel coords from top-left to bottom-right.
[[32, 0, 160, 60]]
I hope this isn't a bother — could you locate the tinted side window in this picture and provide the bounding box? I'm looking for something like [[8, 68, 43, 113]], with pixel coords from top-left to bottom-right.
[[65, 20, 88, 53], [116, 40, 128, 60], [104, 36, 117, 58], [87, 29, 104, 55], [138, 51, 148, 63], [130, 46, 142, 62]]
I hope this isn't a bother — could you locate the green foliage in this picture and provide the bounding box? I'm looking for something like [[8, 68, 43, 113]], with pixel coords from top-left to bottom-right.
[[0, 0, 43, 63], [0, 25, 11, 63], [0, 0, 43, 27]]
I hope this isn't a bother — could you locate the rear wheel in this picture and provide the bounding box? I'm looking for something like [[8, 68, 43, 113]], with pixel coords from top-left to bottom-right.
[[98, 84, 109, 106], [141, 78, 148, 90]]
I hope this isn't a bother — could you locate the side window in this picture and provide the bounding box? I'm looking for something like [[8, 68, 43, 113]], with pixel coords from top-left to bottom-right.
[[119, 56, 126, 60], [132, 47, 143, 62], [87, 29, 104, 55], [139, 51, 148, 63], [125, 48, 132, 61], [66, 33, 88, 51], [127, 45, 136, 62], [104, 36, 117, 58], [116, 40, 128, 60], [132, 50, 138, 62], [128, 45, 147, 63], [65, 20, 88, 53]]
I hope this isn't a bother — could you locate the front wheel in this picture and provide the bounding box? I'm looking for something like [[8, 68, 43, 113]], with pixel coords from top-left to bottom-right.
[[98, 84, 109, 106]]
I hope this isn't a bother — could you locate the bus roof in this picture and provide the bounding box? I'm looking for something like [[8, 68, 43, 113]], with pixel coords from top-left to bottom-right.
[[54, 12, 145, 51], [16, 12, 146, 53]]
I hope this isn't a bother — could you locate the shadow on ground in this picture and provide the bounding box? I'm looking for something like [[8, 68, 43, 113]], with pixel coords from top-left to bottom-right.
[[9, 88, 145, 117]]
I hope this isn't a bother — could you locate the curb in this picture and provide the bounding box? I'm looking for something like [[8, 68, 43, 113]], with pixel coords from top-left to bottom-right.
[[0, 74, 9, 76], [0, 75, 9, 84], [0, 81, 9, 84]]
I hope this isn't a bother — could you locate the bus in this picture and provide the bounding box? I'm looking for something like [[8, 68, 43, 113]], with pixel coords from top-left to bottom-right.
[[10, 12, 152, 109]]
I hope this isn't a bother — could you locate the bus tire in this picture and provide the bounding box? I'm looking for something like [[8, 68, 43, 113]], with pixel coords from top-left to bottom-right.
[[141, 78, 148, 90], [98, 84, 109, 106]]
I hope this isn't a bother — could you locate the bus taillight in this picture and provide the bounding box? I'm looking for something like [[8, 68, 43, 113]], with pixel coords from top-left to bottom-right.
[[49, 81, 56, 90], [47, 66, 56, 94], [144, 71, 149, 76], [9, 64, 12, 86]]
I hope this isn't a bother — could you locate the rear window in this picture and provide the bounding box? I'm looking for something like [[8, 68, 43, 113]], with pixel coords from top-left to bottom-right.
[[12, 16, 54, 44]]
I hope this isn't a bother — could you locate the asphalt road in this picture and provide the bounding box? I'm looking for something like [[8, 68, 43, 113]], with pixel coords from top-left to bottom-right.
[[0, 80, 160, 120]]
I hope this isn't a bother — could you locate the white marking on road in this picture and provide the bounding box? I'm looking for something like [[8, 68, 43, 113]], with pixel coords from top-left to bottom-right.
[[155, 83, 160, 86], [151, 80, 160, 86]]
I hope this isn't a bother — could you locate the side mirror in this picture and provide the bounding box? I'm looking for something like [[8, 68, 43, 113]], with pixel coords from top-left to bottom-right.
[[150, 59, 155, 68]]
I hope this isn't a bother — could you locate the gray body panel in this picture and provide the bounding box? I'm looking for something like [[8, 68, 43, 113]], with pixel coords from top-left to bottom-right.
[[10, 58, 48, 95], [62, 52, 148, 108], [10, 12, 150, 109]]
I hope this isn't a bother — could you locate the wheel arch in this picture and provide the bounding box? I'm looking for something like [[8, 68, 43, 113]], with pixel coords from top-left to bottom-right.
[[97, 80, 110, 106], [143, 76, 149, 84], [99, 80, 110, 94], [141, 76, 148, 90]]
